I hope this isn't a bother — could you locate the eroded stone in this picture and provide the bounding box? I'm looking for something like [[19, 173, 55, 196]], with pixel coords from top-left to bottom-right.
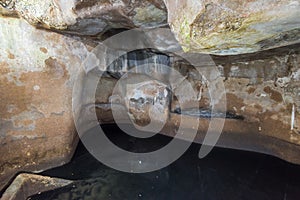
[[1, 173, 73, 200], [164, 0, 300, 55], [84, 46, 300, 164], [1, 0, 167, 35], [0, 17, 92, 192]]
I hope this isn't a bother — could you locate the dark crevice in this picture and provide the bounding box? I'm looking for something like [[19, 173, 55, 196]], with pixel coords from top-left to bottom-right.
[[173, 108, 244, 120]]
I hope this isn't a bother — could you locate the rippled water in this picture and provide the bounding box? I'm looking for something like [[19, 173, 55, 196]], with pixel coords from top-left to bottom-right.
[[29, 125, 300, 200]]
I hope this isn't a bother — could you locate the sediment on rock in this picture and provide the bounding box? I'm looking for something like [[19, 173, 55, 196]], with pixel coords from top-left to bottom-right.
[[164, 0, 300, 55], [0, 17, 94, 193]]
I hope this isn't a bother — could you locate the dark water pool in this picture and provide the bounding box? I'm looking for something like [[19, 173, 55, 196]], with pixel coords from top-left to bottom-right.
[[29, 125, 300, 200]]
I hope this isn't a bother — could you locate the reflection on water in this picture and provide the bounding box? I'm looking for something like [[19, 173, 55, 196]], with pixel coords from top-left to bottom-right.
[[30, 125, 300, 200]]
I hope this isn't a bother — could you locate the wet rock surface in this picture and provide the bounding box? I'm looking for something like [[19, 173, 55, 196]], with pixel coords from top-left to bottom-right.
[[1, 173, 72, 200]]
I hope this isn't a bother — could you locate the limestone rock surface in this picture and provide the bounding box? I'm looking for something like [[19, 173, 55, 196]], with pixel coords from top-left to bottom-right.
[[1, 173, 73, 200], [0, 17, 92, 192], [1, 0, 167, 35], [164, 0, 300, 55]]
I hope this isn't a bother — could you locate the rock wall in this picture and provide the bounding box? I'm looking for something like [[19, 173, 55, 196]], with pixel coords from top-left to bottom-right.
[[87, 46, 300, 164], [0, 17, 92, 192], [0, 0, 300, 195], [2, 0, 167, 35], [165, 0, 300, 55]]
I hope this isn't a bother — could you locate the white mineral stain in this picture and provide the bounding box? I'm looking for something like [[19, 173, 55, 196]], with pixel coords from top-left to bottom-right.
[[33, 85, 40, 91]]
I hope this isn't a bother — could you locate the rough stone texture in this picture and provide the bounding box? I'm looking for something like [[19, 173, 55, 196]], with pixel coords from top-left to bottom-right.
[[1, 0, 167, 35], [164, 0, 300, 55], [0, 17, 92, 192], [115, 74, 170, 127], [1, 2, 300, 193], [1, 173, 73, 200], [77, 45, 300, 164], [170, 45, 300, 156]]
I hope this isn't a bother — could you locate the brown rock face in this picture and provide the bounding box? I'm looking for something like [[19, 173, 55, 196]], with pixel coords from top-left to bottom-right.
[[1, 0, 300, 194], [83, 45, 300, 164], [164, 0, 300, 55], [1, 0, 167, 35], [1, 173, 73, 200], [118, 74, 170, 127], [0, 17, 92, 191]]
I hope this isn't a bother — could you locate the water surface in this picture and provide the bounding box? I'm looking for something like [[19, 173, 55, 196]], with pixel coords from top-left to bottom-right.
[[30, 125, 300, 200]]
